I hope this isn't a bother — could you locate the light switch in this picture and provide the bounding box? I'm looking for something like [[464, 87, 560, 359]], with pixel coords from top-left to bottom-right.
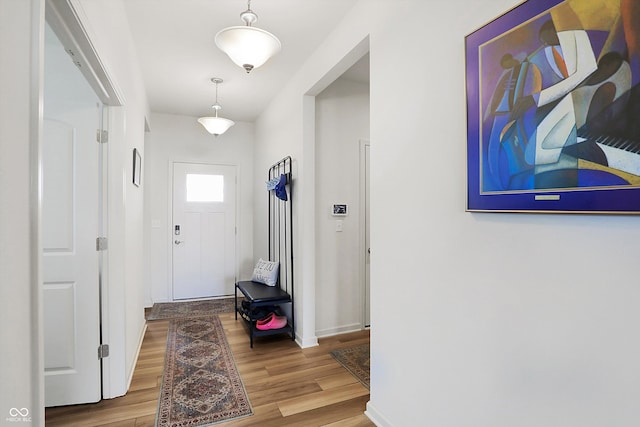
[[335, 220, 343, 232]]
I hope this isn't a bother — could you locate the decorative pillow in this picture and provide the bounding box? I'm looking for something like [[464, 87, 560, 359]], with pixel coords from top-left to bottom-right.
[[251, 258, 279, 287]]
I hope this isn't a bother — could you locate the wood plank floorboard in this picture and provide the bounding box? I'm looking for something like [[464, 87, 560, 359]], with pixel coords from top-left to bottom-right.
[[45, 312, 374, 426]]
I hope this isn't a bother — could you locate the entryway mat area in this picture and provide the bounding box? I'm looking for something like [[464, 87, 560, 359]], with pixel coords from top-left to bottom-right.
[[147, 298, 236, 320]]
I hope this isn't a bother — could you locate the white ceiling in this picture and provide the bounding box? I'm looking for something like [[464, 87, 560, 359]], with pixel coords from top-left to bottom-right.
[[121, 0, 367, 123]]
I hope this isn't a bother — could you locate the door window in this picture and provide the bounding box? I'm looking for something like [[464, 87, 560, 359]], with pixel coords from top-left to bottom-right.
[[186, 174, 224, 202]]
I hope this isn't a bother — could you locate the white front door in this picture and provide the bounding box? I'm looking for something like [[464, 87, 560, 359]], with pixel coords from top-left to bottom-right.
[[43, 23, 102, 407], [172, 163, 237, 300]]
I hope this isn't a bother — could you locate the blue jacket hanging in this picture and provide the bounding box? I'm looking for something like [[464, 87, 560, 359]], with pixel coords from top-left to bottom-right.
[[266, 174, 288, 201]]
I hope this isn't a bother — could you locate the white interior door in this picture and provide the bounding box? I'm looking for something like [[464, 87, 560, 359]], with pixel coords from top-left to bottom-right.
[[43, 23, 102, 407], [172, 163, 237, 300]]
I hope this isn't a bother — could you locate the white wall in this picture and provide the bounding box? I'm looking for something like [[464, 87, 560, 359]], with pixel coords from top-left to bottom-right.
[[255, 0, 640, 426], [0, 0, 44, 423], [370, 1, 640, 426], [144, 113, 255, 303], [315, 77, 370, 337]]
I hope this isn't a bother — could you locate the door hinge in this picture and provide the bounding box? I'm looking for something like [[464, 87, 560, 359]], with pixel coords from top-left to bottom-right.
[[98, 344, 110, 359], [96, 237, 108, 251], [97, 129, 108, 143]]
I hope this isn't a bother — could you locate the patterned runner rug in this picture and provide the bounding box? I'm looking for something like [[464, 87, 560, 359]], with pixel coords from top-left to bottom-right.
[[330, 344, 370, 389], [156, 315, 252, 426], [148, 298, 236, 320]]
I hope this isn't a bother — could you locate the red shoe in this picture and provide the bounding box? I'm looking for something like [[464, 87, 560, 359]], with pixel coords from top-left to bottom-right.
[[256, 315, 288, 330], [256, 312, 275, 325]]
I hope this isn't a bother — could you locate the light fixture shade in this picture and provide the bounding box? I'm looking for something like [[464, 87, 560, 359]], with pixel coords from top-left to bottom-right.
[[197, 116, 235, 136], [215, 26, 281, 73]]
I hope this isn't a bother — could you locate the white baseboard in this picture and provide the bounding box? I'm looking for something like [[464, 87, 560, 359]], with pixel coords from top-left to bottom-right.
[[296, 332, 319, 348], [315, 323, 362, 339], [126, 323, 147, 391], [365, 401, 393, 427]]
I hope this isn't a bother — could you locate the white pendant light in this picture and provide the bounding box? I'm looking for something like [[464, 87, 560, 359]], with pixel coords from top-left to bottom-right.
[[215, 0, 281, 73], [197, 78, 235, 136]]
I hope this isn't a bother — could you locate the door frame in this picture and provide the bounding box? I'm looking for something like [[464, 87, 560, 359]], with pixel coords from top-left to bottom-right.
[[167, 161, 240, 301], [359, 139, 371, 329]]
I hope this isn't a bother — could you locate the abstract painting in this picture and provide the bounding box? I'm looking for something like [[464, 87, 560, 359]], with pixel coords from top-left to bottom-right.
[[466, 0, 640, 213]]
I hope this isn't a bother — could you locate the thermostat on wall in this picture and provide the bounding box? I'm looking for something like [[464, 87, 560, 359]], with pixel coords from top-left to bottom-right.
[[332, 204, 348, 216]]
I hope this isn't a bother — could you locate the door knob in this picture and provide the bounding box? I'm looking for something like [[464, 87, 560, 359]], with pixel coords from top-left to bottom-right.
[[174, 240, 183, 245]]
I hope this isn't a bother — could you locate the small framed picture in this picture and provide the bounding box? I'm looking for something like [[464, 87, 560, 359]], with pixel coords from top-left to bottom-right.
[[133, 148, 142, 187], [332, 204, 348, 216]]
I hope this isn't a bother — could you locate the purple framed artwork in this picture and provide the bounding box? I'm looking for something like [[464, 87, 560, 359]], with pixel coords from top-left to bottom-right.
[[465, 0, 640, 213]]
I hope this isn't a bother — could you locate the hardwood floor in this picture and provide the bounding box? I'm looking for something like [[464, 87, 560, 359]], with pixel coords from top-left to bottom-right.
[[45, 312, 374, 426]]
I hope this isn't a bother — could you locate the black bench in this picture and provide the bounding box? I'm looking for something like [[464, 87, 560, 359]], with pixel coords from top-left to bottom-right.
[[235, 280, 294, 347]]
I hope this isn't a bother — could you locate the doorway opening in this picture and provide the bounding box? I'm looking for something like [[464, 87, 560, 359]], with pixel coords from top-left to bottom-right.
[[313, 52, 370, 338], [44, 0, 124, 404]]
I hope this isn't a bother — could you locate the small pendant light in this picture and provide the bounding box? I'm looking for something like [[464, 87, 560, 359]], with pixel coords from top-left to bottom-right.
[[197, 78, 235, 137]]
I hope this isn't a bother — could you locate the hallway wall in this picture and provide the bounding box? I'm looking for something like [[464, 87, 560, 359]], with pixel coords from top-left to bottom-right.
[[369, 1, 640, 425], [254, 0, 640, 426]]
